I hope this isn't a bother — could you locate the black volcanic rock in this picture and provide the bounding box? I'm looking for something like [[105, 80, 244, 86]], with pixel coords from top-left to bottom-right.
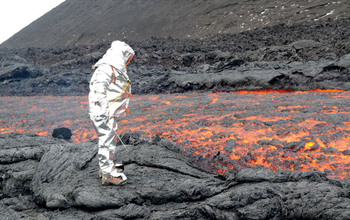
[[0, 54, 48, 83], [1, 132, 350, 219], [52, 127, 72, 140], [1, 40, 350, 96]]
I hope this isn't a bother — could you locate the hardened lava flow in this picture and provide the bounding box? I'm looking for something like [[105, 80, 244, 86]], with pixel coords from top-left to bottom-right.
[[1, 89, 350, 180]]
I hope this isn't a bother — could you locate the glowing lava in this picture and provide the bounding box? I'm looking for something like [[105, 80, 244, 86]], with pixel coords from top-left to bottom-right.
[[1, 90, 350, 180]]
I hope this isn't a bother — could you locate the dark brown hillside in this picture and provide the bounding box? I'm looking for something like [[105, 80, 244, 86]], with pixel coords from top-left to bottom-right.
[[1, 0, 350, 48]]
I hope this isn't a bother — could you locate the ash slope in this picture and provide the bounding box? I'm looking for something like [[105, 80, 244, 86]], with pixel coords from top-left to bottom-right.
[[1, 0, 350, 49], [1, 132, 350, 220]]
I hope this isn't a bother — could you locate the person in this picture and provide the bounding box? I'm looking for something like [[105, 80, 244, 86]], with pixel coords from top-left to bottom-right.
[[89, 40, 134, 185]]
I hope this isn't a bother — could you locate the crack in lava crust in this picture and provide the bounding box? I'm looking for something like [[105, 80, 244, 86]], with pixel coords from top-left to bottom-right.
[[1, 89, 350, 180]]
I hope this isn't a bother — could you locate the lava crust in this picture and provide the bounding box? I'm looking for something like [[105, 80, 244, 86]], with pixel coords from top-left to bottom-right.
[[1, 133, 350, 219]]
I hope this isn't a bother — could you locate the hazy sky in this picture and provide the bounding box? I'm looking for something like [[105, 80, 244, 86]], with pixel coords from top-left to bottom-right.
[[0, 0, 65, 44]]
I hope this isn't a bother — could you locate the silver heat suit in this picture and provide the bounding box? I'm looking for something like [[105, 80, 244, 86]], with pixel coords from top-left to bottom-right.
[[88, 41, 134, 180]]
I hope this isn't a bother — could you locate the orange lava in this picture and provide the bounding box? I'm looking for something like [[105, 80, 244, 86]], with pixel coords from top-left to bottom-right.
[[1, 89, 350, 180]]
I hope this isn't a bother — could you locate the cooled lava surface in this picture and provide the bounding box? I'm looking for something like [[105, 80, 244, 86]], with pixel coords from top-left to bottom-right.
[[1, 89, 350, 180]]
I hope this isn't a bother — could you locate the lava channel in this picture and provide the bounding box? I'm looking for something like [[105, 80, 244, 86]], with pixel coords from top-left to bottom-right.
[[1, 89, 350, 180]]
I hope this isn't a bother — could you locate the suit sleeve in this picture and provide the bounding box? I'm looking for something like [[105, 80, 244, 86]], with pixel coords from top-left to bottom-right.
[[89, 66, 112, 116]]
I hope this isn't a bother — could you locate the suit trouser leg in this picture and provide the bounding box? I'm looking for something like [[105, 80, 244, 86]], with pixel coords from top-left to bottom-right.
[[91, 114, 117, 176]]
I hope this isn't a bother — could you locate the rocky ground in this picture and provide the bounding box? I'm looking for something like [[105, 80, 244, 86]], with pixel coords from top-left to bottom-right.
[[1, 132, 350, 219]]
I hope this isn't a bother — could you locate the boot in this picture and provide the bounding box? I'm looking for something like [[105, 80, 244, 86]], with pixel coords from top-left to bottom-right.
[[99, 164, 124, 178], [101, 173, 127, 186]]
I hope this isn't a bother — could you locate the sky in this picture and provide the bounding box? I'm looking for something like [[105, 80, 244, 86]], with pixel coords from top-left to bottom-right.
[[0, 0, 65, 45]]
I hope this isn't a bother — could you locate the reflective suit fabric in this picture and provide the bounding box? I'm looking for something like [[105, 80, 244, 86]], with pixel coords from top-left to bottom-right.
[[89, 41, 134, 178]]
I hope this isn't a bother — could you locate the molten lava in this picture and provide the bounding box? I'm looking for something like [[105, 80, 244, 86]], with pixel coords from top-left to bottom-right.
[[1, 90, 350, 180]]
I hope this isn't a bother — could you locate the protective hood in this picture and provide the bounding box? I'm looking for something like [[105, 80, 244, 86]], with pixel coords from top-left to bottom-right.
[[93, 40, 134, 79]]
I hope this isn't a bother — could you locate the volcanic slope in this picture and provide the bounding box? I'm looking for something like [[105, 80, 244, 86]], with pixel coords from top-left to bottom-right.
[[1, 0, 350, 48], [1, 16, 350, 96]]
